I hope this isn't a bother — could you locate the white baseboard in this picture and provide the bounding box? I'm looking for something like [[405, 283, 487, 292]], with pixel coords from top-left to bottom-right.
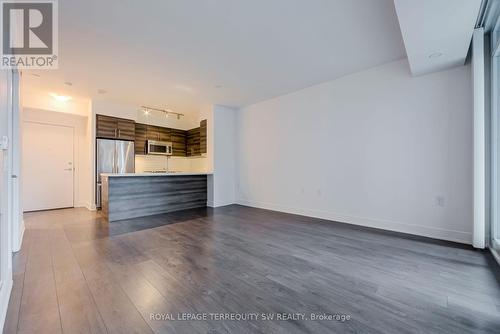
[[207, 198, 237, 208], [236, 199, 472, 245], [0, 277, 13, 333], [491, 247, 500, 266], [76, 202, 96, 211], [210, 201, 236, 208], [12, 219, 24, 253]]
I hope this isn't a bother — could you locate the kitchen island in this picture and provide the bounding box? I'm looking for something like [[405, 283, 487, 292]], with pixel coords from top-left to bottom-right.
[[100, 172, 211, 222]]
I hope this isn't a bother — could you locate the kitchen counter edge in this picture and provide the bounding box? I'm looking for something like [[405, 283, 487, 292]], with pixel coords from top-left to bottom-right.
[[101, 172, 213, 177]]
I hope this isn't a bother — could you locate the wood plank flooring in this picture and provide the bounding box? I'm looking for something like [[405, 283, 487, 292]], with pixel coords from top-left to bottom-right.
[[3, 205, 500, 334]]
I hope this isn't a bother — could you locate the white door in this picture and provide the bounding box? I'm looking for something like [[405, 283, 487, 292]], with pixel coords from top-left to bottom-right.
[[22, 122, 74, 211]]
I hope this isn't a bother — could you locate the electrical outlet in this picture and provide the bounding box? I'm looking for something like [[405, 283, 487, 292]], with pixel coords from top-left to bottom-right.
[[435, 196, 445, 207], [0, 136, 8, 150]]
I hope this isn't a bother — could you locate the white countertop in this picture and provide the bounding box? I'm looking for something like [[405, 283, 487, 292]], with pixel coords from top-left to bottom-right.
[[101, 172, 213, 177]]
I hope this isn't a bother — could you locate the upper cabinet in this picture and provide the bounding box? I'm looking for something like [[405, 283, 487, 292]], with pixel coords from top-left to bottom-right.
[[117, 119, 136, 140], [186, 119, 207, 156], [146, 125, 160, 141], [170, 129, 187, 156], [100, 115, 208, 157], [159, 127, 171, 142], [200, 119, 207, 154], [96, 114, 135, 140], [135, 123, 185, 156], [145, 125, 171, 142], [187, 127, 200, 156], [134, 123, 147, 155]]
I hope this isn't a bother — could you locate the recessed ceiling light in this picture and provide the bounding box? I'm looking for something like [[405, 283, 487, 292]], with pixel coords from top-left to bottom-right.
[[97, 89, 107, 94], [175, 84, 193, 92], [50, 93, 72, 102], [429, 52, 443, 59], [64, 81, 73, 86]]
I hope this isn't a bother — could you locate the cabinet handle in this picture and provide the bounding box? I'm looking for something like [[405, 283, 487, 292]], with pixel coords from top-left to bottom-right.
[[114, 129, 117, 137], [118, 129, 121, 138]]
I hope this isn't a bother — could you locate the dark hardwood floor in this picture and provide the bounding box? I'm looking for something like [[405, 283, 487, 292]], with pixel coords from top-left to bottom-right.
[[3, 205, 500, 334]]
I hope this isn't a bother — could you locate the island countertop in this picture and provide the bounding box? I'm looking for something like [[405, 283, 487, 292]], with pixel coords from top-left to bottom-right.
[[101, 171, 213, 177], [101, 173, 209, 221]]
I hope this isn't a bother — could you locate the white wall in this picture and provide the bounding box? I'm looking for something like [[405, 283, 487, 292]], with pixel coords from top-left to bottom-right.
[[0, 70, 16, 332], [23, 88, 90, 117], [23, 108, 92, 209], [210, 105, 237, 207], [236, 59, 473, 244]]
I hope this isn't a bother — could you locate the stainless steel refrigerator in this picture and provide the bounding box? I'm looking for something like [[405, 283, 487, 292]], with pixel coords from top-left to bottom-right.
[[96, 139, 135, 208]]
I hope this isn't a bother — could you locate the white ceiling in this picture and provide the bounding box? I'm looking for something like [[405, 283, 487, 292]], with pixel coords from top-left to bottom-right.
[[24, 0, 406, 114], [394, 0, 482, 76]]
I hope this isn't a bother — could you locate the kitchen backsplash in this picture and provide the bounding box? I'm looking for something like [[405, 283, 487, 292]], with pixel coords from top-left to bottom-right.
[[135, 155, 209, 173]]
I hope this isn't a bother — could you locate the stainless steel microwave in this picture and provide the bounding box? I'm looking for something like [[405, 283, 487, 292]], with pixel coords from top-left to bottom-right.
[[147, 140, 173, 155]]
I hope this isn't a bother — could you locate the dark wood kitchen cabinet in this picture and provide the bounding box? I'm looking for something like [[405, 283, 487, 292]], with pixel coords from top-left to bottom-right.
[[159, 127, 171, 142], [185, 119, 207, 156], [145, 125, 171, 142], [200, 119, 207, 154], [117, 119, 135, 140], [146, 125, 160, 141], [187, 127, 200, 156], [135, 123, 186, 156], [186, 119, 207, 156], [134, 123, 147, 155], [96, 114, 135, 140], [96, 114, 117, 139], [170, 129, 187, 156]]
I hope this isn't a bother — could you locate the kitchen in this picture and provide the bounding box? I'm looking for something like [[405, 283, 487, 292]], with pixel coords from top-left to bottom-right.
[[20, 91, 214, 221], [95, 108, 211, 222]]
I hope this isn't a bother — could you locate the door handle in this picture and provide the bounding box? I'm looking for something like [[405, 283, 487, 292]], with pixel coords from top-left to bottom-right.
[[64, 168, 73, 171]]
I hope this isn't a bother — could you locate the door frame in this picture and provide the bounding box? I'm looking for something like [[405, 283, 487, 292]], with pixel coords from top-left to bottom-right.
[[490, 14, 500, 261], [0, 69, 19, 332], [10, 71, 22, 252], [22, 120, 75, 211]]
